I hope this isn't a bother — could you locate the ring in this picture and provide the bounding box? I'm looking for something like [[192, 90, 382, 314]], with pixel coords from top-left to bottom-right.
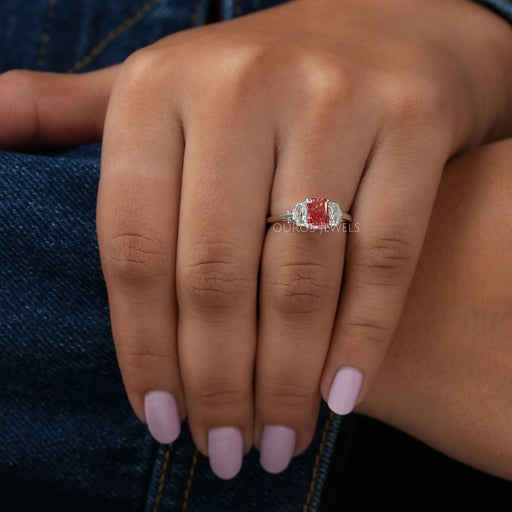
[[266, 197, 352, 231]]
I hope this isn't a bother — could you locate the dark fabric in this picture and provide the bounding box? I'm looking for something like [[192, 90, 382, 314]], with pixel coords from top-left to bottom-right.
[[321, 415, 512, 511]]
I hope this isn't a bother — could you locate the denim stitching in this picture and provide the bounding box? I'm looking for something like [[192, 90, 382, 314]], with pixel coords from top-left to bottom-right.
[[302, 411, 334, 512], [179, 449, 199, 512], [151, 444, 173, 512], [36, 0, 58, 70], [67, 0, 163, 73]]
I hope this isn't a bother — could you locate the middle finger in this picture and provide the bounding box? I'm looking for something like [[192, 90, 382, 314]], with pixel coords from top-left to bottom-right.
[[176, 85, 274, 479]]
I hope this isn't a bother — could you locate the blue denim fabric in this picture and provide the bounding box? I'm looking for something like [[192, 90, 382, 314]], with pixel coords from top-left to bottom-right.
[[0, 145, 156, 512], [474, 0, 512, 23], [0, 1, 343, 510], [1, 0, 202, 73], [0, 0, 291, 74]]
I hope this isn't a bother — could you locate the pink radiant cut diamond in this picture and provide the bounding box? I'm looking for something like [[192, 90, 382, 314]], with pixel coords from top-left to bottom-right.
[[307, 198, 330, 230]]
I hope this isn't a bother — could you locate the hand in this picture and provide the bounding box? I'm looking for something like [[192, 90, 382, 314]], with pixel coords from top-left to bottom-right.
[[2, 0, 511, 479]]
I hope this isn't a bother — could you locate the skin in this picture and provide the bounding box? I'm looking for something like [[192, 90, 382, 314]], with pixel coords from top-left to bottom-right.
[[360, 138, 512, 481], [1, 0, 511, 478]]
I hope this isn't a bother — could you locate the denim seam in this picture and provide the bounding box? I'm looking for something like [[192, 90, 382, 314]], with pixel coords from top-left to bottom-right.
[[179, 449, 199, 512], [151, 444, 173, 512], [302, 411, 334, 512], [67, 0, 163, 73], [36, 0, 58, 70]]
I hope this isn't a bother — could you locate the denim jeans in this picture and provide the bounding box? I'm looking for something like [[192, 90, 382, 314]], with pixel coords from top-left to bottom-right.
[[0, 1, 342, 510]]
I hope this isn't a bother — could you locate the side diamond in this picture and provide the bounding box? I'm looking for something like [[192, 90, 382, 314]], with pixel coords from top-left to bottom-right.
[[328, 201, 342, 228], [291, 202, 308, 227]]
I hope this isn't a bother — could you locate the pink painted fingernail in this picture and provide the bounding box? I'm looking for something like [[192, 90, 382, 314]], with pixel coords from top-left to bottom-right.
[[260, 425, 296, 473], [144, 391, 181, 444], [208, 427, 244, 479], [327, 367, 363, 415]]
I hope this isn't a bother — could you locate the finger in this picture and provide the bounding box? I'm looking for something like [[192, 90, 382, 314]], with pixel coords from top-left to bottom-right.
[[97, 53, 184, 444], [254, 95, 374, 473], [176, 85, 274, 479], [0, 67, 118, 150], [321, 127, 450, 416]]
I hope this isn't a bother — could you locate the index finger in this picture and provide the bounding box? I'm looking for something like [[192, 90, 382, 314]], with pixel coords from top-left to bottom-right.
[[96, 52, 185, 442]]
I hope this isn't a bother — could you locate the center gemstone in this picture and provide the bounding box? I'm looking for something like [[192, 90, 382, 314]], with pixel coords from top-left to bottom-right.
[[307, 198, 330, 229]]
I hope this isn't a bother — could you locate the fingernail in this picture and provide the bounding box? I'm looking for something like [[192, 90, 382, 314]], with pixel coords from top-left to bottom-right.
[[260, 425, 296, 474], [144, 391, 181, 444], [208, 427, 244, 479], [327, 367, 363, 415]]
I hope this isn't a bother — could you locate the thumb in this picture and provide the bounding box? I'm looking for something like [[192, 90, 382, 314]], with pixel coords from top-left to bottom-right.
[[0, 66, 118, 151]]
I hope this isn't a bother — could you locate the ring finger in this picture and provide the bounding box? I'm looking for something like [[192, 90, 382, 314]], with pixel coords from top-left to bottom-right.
[[255, 105, 378, 473]]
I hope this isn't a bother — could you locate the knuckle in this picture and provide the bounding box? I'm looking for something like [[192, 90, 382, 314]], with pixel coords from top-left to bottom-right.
[[191, 381, 248, 409], [179, 242, 252, 312], [260, 381, 313, 406], [309, 66, 351, 106], [118, 344, 176, 391], [205, 43, 279, 121], [298, 58, 353, 120], [259, 381, 316, 422], [122, 337, 174, 363], [351, 231, 414, 287], [181, 45, 267, 124], [121, 46, 183, 89], [122, 351, 173, 381], [212, 42, 270, 101], [338, 319, 391, 350], [381, 72, 447, 129], [103, 231, 171, 281], [264, 260, 334, 316]]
